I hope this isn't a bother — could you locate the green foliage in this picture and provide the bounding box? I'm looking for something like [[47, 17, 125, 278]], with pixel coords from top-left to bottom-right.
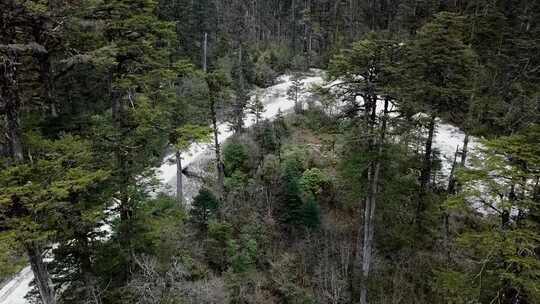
[[269, 254, 316, 304], [206, 221, 233, 272], [299, 168, 331, 198], [0, 134, 109, 243], [0, 232, 25, 280], [439, 126, 540, 303], [223, 141, 250, 176], [171, 124, 212, 151], [135, 195, 187, 262], [190, 188, 219, 229], [228, 235, 258, 274], [301, 197, 320, 230], [398, 12, 476, 120]]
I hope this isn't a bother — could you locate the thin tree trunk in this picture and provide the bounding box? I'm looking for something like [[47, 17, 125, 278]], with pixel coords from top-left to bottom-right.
[[360, 98, 389, 304], [415, 114, 436, 228], [202, 32, 208, 72], [447, 145, 460, 194], [3, 52, 58, 304], [176, 150, 183, 205], [460, 133, 469, 167], [37, 52, 58, 118], [26, 243, 57, 304], [77, 230, 101, 304], [110, 72, 132, 265], [291, 0, 297, 54], [211, 101, 224, 197], [5, 102, 24, 161]]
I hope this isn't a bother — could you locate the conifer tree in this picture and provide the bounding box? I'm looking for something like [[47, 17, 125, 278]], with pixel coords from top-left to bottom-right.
[[398, 12, 475, 230], [287, 73, 305, 114], [170, 125, 212, 205]]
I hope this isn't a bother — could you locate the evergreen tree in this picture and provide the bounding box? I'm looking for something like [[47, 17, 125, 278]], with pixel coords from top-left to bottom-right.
[[440, 124, 540, 303], [398, 12, 476, 231], [191, 188, 219, 230], [0, 135, 108, 304], [83, 0, 180, 261], [287, 73, 305, 114]]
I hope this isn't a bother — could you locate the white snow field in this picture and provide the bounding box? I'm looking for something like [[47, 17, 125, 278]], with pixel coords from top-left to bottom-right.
[[0, 69, 479, 303]]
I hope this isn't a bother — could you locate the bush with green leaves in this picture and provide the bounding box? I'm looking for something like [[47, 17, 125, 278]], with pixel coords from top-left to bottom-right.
[[206, 221, 233, 272], [190, 188, 219, 229], [223, 141, 250, 176]]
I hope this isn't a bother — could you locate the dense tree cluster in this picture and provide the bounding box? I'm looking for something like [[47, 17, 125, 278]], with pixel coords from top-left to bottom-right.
[[0, 1, 538, 304]]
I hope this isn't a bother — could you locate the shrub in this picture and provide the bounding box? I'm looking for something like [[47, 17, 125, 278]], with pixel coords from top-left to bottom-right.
[[190, 188, 219, 229]]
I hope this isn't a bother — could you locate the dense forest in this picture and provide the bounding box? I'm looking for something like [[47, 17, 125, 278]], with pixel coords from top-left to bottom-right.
[[0, 0, 539, 303]]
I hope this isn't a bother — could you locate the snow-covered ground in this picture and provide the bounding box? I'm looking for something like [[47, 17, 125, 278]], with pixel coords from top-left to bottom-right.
[[0, 267, 33, 304], [156, 71, 325, 199], [0, 69, 480, 303]]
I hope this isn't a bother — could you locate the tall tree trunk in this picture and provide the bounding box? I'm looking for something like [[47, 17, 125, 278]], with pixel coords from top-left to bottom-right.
[[76, 230, 101, 304], [447, 145, 460, 194], [211, 101, 224, 197], [415, 114, 436, 228], [1, 54, 24, 162], [2, 53, 58, 304], [37, 52, 58, 118], [202, 32, 208, 72], [460, 133, 469, 167], [26, 243, 57, 304], [5, 101, 24, 161], [360, 98, 389, 304], [291, 0, 297, 54], [110, 72, 132, 263], [176, 150, 184, 205]]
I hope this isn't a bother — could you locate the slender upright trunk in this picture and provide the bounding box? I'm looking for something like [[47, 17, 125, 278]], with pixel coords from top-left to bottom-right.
[[37, 52, 58, 118], [2, 53, 57, 304], [202, 32, 208, 72], [27, 243, 57, 304], [447, 145, 460, 194], [111, 71, 132, 264], [176, 150, 183, 205], [211, 101, 224, 197], [460, 134, 469, 167], [291, 0, 297, 54], [2, 55, 24, 162], [76, 230, 101, 304], [5, 102, 24, 161], [360, 99, 389, 304], [415, 114, 436, 228]]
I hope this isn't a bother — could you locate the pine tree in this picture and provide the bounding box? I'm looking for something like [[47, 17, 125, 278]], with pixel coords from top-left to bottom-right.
[[247, 92, 265, 125], [0, 135, 108, 304], [326, 33, 399, 303], [83, 0, 180, 262], [287, 73, 305, 114], [170, 125, 212, 205], [439, 124, 540, 303], [398, 12, 476, 231], [190, 188, 219, 230], [206, 71, 231, 198]]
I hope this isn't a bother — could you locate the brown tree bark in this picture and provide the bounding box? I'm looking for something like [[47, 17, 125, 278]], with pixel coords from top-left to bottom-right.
[[176, 150, 184, 205], [26, 243, 57, 304], [2, 50, 58, 304], [360, 98, 389, 304], [415, 114, 436, 228], [211, 100, 225, 197]]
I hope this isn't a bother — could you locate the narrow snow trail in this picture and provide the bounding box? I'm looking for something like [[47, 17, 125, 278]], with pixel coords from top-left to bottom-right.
[[0, 267, 33, 304]]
